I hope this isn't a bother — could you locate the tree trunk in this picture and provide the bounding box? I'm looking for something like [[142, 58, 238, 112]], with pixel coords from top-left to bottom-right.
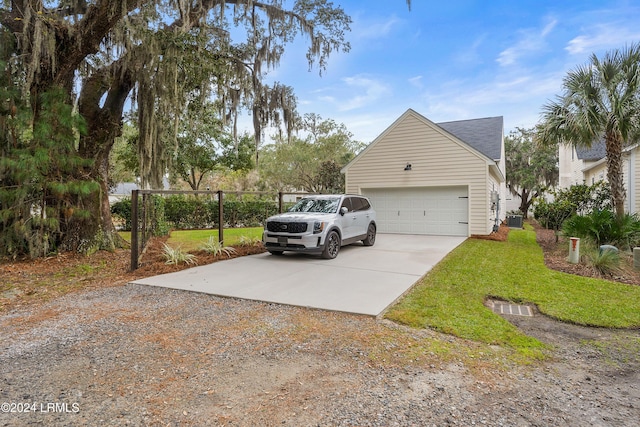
[[518, 188, 531, 219], [62, 65, 134, 253], [605, 132, 626, 221]]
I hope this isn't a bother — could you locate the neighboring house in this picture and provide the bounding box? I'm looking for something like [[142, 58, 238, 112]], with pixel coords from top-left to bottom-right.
[[558, 141, 640, 214], [558, 141, 607, 189], [341, 109, 506, 236], [109, 177, 171, 204], [109, 182, 139, 204]]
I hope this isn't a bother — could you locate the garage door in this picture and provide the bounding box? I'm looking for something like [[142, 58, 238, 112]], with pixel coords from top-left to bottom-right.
[[363, 187, 469, 236]]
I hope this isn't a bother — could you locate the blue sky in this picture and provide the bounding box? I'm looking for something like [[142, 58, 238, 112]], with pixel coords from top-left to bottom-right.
[[257, 0, 640, 144]]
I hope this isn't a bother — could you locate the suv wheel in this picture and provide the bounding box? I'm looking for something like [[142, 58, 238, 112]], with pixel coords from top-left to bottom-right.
[[322, 231, 341, 259], [362, 223, 376, 246]]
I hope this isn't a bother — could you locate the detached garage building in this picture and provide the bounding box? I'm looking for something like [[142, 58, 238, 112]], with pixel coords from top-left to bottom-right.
[[342, 109, 506, 237]]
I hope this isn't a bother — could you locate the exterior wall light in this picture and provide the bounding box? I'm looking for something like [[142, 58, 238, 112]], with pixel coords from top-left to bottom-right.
[[404, 163, 412, 171]]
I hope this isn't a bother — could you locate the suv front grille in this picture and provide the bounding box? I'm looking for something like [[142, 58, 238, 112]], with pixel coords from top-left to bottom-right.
[[266, 221, 308, 233]]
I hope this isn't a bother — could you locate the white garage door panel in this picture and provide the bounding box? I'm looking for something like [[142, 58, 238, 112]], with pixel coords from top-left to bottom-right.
[[363, 187, 468, 236]]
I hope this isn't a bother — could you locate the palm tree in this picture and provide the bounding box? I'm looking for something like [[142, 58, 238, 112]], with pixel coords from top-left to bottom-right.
[[539, 44, 640, 221]]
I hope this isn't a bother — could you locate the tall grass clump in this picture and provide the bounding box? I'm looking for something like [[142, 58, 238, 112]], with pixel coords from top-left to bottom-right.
[[238, 235, 262, 246], [584, 246, 623, 277], [162, 244, 198, 265], [200, 237, 237, 258]]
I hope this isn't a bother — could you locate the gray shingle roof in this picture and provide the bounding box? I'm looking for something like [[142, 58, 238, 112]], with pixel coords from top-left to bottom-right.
[[110, 182, 139, 195], [437, 116, 503, 160], [575, 140, 606, 161]]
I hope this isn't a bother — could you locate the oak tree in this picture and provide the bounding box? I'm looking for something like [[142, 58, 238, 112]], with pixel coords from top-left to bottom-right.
[[0, 0, 351, 256]]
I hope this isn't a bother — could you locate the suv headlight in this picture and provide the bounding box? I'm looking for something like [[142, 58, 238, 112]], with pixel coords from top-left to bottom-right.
[[313, 221, 326, 234]]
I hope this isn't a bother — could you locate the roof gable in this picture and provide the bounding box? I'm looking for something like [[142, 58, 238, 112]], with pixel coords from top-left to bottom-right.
[[342, 109, 503, 173]]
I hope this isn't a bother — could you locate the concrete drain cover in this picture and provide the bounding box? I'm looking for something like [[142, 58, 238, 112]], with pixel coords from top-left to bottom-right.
[[487, 300, 533, 317]]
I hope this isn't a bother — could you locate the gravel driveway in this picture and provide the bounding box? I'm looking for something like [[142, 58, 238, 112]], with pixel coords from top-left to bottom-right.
[[1, 283, 639, 426]]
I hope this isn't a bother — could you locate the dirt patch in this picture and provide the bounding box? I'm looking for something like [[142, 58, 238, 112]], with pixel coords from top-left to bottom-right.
[[132, 236, 266, 277], [1, 230, 639, 426], [471, 222, 510, 242], [0, 237, 266, 312]]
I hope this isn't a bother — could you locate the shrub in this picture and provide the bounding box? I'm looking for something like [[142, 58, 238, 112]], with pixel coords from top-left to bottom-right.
[[111, 198, 132, 230], [562, 209, 640, 249], [149, 195, 170, 236], [222, 194, 279, 227], [534, 182, 611, 230], [114, 193, 281, 231], [238, 235, 262, 246], [199, 236, 237, 258], [162, 243, 198, 265], [164, 195, 215, 229], [584, 246, 622, 277], [533, 197, 574, 230]]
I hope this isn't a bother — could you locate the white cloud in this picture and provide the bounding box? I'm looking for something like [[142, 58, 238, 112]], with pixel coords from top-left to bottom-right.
[[541, 19, 557, 37], [408, 75, 423, 89], [497, 18, 557, 67], [317, 95, 336, 104], [565, 24, 640, 55], [454, 34, 487, 65], [335, 75, 391, 111], [352, 15, 402, 39]]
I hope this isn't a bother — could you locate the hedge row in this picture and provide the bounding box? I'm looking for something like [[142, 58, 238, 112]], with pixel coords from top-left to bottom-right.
[[111, 194, 283, 231]]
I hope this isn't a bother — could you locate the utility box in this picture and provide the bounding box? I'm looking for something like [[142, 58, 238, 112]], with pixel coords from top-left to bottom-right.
[[507, 215, 523, 228], [634, 247, 640, 270], [569, 237, 580, 264], [599, 245, 618, 255]]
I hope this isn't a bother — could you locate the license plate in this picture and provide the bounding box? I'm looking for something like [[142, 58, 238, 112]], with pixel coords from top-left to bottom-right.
[[278, 236, 287, 246]]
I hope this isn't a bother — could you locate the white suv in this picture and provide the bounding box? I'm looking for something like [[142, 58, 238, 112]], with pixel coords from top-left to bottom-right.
[[263, 195, 377, 259]]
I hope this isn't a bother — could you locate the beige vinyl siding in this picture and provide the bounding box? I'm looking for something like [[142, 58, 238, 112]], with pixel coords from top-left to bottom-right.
[[632, 150, 640, 214], [623, 150, 640, 215], [558, 145, 589, 189], [345, 112, 491, 235], [584, 162, 607, 186], [580, 148, 640, 215]]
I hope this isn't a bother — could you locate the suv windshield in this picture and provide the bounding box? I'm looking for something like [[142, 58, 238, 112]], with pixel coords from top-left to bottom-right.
[[289, 197, 340, 213]]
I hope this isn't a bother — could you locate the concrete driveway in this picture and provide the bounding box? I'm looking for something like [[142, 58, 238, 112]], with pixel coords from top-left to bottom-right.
[[129, 234, 466, 316]]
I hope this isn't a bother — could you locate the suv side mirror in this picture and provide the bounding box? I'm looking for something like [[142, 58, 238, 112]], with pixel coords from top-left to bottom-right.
[[340, 206, 348, 216]]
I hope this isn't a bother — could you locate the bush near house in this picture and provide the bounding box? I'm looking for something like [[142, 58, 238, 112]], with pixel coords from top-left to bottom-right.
[[533, 182, 611, 230], [111, 195, 169, 236], [562, 209, 640, 249]]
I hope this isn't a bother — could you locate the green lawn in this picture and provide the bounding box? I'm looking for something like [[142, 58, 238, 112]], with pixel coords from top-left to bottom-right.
[[385, 226, 640, 357], [166, 227, 263, 251]]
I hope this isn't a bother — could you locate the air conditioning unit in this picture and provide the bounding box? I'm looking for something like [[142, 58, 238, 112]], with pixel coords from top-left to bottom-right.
[[507, 215, 523, 228]]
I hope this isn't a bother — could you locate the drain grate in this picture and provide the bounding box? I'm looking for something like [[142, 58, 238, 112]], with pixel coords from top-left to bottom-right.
[[487, 300, 534, 317]]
